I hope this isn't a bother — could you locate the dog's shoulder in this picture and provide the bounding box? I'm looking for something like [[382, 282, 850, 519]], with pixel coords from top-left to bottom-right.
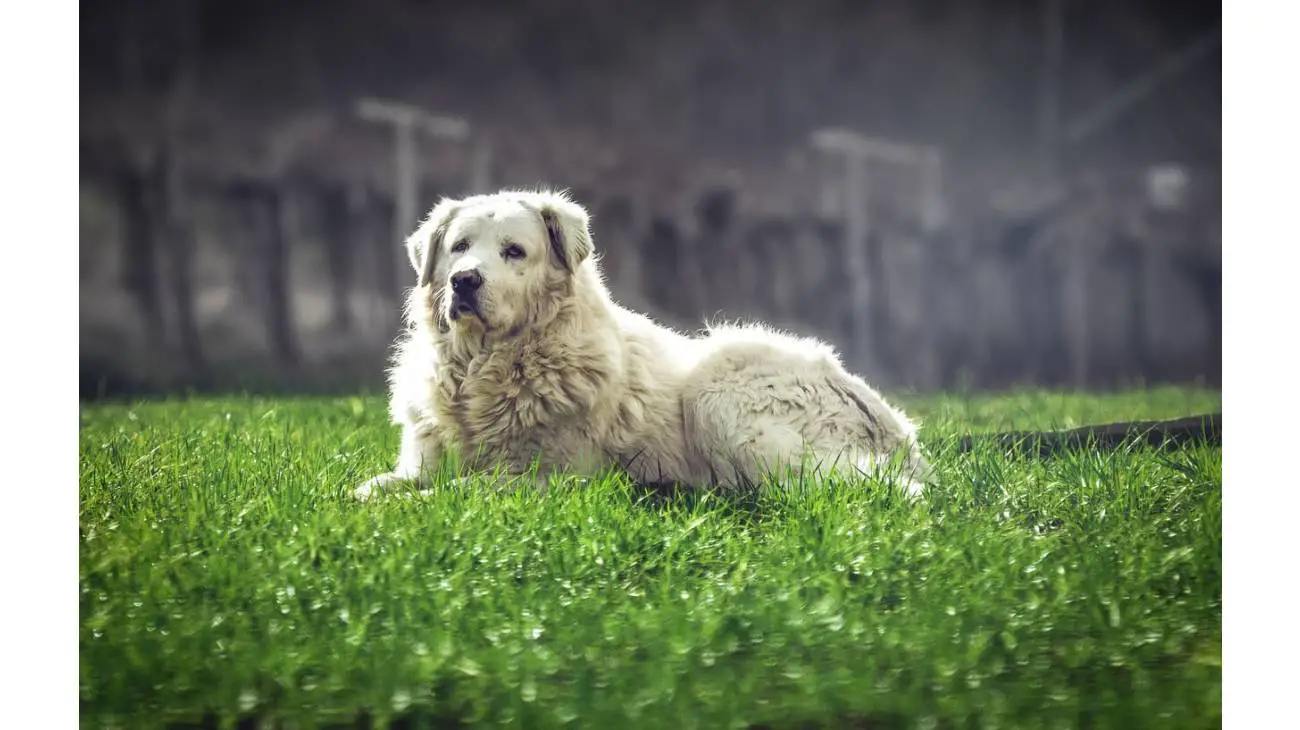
[[698, 322, 842, 369]]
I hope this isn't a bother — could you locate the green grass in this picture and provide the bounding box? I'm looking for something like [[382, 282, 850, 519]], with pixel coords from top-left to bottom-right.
[[79, 387, 1222, 729]]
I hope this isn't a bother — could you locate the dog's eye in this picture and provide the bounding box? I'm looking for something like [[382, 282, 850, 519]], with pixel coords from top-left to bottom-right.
[[502, 243, 526, 260], [451, 239, 470, 254]]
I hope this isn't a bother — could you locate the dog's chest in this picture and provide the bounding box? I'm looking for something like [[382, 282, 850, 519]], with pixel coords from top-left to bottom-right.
[[433, 347, 612, 469]]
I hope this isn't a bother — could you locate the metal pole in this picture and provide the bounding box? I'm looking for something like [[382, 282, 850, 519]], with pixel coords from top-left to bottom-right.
[[920, 148, 944, 234], [844, 149, 871, 365], [470, 138, 493, 194], [1040, 0, 1065, 179], [1064, 31, 1220, 147], [811, 130, 875, 367], [393, 121, 418, 243]]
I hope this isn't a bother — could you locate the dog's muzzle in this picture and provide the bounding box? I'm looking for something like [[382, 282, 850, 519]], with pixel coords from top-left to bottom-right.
[[449, 294, 479, 320], [449, 269, 483, 320]]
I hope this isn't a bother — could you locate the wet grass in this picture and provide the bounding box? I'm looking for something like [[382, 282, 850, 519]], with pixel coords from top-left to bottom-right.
[[79, 386, 1221, 729]]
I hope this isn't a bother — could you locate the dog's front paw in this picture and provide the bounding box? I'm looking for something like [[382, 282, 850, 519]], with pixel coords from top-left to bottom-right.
[[353, 480, 377, 502], [353, 472, 402, 501]]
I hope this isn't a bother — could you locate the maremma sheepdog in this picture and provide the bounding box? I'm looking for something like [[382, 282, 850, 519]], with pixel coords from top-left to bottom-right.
[[354, 189, 931, 500]]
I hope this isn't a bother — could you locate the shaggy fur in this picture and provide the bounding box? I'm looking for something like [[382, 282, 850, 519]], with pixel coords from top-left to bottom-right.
[[354, 189, 930, 500]]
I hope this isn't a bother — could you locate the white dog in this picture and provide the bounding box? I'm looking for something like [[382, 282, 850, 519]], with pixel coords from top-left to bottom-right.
[[354, 189, 930, 500]]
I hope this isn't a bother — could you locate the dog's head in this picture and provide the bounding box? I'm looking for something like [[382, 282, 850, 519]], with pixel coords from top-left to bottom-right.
[[405, 189, 595, 337]]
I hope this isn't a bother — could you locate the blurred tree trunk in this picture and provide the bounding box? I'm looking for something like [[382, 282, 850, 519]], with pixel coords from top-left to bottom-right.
[[1059, 206, 1093, 389], [319, 182, 355, 334], [372, 192, 401, 318], [114, 0, 144, 92], [231, 182, 269, 331], [344, 182, 396, 342], [259, 116, 335, 366], [156, 148, 205, 373], [264, 185, 301, 368], [1122, 236, 1153, 382], [112, 0, 168, 352], [226, 180, 302, 369], [1181, 255, 1221, 385], [865, 229, 891, 377], [116, 160, 167, 350], [642, 217, 686, 325], [157, 0, 205, 374]]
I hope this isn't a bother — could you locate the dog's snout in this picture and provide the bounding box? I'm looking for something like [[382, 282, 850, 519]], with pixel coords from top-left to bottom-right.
[[450, 269, 483, 294]]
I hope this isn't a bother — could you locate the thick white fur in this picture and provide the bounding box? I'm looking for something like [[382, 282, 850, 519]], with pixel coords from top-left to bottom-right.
[[355, 189, 930, 500]]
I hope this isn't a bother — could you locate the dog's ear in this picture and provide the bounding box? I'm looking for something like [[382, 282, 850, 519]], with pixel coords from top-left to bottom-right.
[[531, 191, 593, 274], [406, 198, 462, 287]]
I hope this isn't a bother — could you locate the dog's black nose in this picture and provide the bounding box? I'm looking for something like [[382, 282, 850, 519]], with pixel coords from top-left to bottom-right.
[[450, 269, 483, 293]]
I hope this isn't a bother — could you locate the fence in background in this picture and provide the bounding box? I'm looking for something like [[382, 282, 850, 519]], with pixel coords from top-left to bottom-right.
[[78, 131, 1220, 398]]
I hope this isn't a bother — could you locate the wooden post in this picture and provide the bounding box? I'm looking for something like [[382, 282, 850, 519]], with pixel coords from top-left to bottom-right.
[[1062, 208, 1091, 389], [810, 129, 945, 372], [470, 138, 493, 194], [811, 130, 873, 368], [920, 148, 945, 234], [355, 98, 470, 242], [845, 152, 872, 365]]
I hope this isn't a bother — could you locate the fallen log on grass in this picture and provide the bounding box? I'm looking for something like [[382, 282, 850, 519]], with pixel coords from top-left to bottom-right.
[[956, 413, 1221, 457]]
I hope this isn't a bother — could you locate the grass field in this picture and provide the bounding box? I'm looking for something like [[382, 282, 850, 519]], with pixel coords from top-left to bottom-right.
[[79, 387, 1222, 729]]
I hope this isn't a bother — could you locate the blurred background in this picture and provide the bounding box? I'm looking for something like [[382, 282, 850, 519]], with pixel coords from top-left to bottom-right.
[[79, 0, 1221, 399]]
